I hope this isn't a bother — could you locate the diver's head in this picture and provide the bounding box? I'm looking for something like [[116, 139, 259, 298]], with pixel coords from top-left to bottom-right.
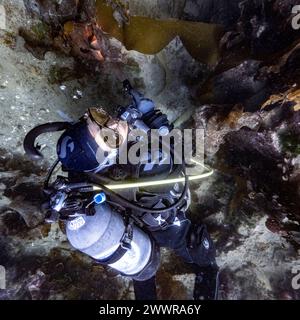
[[57, 107, 128, 172]]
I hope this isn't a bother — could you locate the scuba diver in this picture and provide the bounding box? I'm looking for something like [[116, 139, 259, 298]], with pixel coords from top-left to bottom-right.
[[23, 80, 219, 300]]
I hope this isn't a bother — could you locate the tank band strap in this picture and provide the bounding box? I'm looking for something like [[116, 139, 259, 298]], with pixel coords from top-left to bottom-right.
[[97, 223, 133, 265]]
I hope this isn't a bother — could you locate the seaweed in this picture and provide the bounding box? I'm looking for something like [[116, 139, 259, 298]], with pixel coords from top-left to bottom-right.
[[95, 0, 224, 65]]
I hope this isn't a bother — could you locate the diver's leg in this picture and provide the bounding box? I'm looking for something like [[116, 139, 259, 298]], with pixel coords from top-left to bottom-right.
[[174, 223, 219, 300], [133, 276, 157, 300], [193, 264, 219, 300], [189, 224, 219, 300], [147, 211, 219, 300]]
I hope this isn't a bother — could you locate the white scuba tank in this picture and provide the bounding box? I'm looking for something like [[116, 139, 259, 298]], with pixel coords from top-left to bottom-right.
[[66, 203, 159, 279]]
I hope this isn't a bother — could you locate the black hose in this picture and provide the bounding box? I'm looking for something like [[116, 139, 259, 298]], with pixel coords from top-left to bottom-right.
[[44, 159, 60, 189], [23, 122, 71, 160], [86, 163, 189, 214]]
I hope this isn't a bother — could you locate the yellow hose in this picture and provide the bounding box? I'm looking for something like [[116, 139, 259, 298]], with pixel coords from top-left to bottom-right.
[[92, 159, 213, 191]]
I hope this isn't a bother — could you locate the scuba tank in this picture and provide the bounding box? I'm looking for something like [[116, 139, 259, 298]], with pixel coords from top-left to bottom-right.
[[66, 203, 159, 281]]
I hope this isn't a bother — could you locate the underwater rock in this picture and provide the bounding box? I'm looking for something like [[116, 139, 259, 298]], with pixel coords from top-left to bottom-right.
[[23, 0, 80, 26], [129, 0, 186, 19], [198, 60, 269, 111], [217, 215, 299, 300], [182, 0, 242, 28], [21, 0, 110, 64], [216, 113, 300, 246], [0, 150, 47, 228], [194, 104, 262, 157], [0, 242, 130, 300], [61, 21, 105, 62], [19, 21, 53, 60], [218, 0, 300, 69], [0, 209, 29, 236], [193, 72, 300, 248], [197, 35, 300, 108], [122, 51, 166, 96], [26, 269, 46, 300], [157, 37, 208, 89]]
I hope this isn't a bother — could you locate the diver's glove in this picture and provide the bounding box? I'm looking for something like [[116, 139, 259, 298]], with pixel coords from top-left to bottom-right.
[[120, 80, 172, 133], [123, 79, 155, 115]]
